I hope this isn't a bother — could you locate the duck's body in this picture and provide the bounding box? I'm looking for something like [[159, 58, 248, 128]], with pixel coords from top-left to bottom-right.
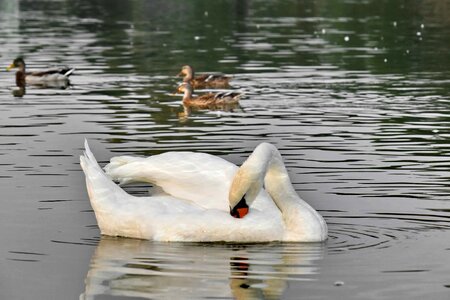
[[177, 83, 240, 108], [7, 57, 75, 87], [178, 65, 231, 89], [80, 141, 327, 242]]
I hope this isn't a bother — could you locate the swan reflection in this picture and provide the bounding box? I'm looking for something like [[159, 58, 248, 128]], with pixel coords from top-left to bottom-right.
[[80, 237, 324, 299]]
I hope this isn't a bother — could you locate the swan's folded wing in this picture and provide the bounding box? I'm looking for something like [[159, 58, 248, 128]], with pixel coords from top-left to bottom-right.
[[105, 152, 238, 211]]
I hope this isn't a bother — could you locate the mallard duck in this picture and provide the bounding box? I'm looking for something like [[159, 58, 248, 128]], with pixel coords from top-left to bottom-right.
[[177, 82, 240, 108], [6, 57, 75, 87], [177, 65, 231, 89], [80, 141, 328, 242]]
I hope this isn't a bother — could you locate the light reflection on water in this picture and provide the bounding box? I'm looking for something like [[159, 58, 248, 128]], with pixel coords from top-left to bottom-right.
[[0, 0, 450, 299]]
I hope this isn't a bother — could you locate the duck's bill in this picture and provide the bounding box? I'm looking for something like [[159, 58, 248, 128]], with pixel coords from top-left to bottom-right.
[[6, 63, 14, 71]]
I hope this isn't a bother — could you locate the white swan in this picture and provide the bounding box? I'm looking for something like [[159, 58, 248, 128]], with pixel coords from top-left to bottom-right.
[[80, 141, 327, 242]]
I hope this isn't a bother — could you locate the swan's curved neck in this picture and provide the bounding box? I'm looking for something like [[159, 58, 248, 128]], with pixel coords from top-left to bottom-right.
[[229, 143, 327, 241], [229, 143, 286, 208]]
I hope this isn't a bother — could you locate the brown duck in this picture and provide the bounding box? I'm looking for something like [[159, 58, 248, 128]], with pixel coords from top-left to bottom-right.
[[177, 65, 231, 89], [177, 83, 240, 108]]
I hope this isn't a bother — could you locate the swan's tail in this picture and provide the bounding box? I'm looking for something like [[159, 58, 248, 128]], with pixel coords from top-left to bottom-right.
[[80, 140, 129, 211]]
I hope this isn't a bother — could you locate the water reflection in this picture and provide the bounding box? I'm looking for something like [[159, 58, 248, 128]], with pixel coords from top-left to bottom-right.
[[11, 85, 25, 97], [178, 102, 243, 121], [10, 81, 72, 97], [81, 237, 324, 299]]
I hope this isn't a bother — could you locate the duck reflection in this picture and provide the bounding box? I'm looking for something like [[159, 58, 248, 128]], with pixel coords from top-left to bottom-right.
[[178, 102, 242, 121], [11, 81, 71, 98], [11, 86, 26, 98], [80, 237, 324, 300]]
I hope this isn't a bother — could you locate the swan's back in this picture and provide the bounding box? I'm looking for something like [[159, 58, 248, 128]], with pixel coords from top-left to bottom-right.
[[105, 151, 238, 211]]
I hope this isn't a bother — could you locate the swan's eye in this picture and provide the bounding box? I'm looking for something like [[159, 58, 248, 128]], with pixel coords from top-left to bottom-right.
[[230, 196, 249, 218]]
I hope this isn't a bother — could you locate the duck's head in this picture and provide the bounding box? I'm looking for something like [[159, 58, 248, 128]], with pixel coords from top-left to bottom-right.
[[176, 82, 194, 95], [7, 57, 25, 71], [177, 65, 194, 79]]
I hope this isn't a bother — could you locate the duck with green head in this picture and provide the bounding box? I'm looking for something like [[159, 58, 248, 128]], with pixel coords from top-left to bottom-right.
[[7, 57, 75, 87]]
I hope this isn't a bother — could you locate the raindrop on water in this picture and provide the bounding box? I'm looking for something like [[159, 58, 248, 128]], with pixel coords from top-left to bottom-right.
[[321, 28, 326, 34], [421, 23, 425, 29], [194, 36, 200, 40], [393, 21, 397, 27], [344, 36, 349, 42], [384, 58, 388, 63], [416, 31, 421, 36], [204, 11, 208, 17], [334, 281, 345, 287]]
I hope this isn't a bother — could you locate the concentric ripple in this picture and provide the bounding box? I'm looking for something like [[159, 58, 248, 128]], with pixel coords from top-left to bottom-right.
[[326, 209, 450, 252]]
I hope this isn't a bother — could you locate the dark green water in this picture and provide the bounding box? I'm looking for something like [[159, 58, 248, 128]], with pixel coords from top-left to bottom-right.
[[1, 0, 449, 299]]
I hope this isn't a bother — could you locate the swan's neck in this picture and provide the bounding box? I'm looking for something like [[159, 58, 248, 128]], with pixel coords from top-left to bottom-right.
[[229, 143, 327, 241], [264, 166, 327, 241]]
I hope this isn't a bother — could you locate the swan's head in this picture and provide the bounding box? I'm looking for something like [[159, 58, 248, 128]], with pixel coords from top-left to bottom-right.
[[229, 194, 249, 219], [229, 157, 267, 219]]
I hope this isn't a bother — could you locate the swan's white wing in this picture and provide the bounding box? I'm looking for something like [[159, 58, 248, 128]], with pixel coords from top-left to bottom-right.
[[105, 152, 238, 211]]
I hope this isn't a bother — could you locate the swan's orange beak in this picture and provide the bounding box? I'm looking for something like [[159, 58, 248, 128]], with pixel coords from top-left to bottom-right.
[[230, 197, 249, 218], [234, 207, 248, 218]]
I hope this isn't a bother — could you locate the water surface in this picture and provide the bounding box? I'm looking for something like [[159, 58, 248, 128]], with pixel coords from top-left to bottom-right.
[[0, 0, 449, 299]]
